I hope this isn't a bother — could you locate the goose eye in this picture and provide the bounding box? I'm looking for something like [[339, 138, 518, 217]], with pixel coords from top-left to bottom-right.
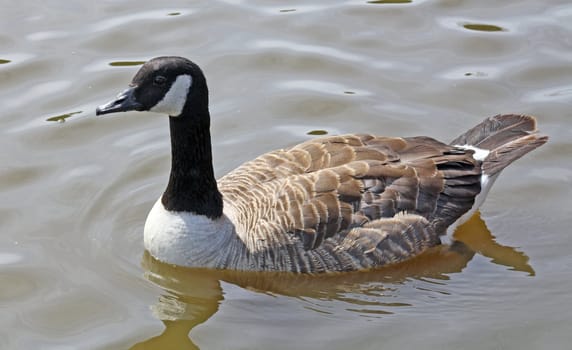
[[153, 75, 167, 86]]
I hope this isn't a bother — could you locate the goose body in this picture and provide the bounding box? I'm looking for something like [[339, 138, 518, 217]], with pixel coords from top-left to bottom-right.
[[97, 56, 547, 273]]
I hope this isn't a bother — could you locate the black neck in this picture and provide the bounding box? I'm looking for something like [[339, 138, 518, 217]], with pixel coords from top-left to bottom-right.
[[161, 111, 223, 218]]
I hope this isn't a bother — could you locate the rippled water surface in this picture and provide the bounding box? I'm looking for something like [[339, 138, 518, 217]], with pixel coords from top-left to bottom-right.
[[1, 1, 571, 349]]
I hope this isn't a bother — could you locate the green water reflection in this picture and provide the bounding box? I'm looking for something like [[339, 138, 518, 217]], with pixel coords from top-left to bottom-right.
[[109, 61, 146, 67], [46, 111, 82, 123], [463, 23, 505, 32]]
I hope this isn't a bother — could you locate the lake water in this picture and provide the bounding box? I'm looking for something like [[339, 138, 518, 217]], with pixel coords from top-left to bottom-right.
[[1, 1, 571, 349]]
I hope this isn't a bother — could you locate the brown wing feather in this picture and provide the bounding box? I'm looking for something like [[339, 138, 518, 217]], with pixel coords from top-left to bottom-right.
[[334, 212, 440, 267], [218, 134, 481, 271]]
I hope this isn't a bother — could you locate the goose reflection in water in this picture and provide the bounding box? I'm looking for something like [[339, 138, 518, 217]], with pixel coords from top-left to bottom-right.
[[129, 212, 534, 350]]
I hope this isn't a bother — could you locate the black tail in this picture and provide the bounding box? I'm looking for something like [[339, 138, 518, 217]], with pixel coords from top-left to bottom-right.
[[451, 114, 548, 175]]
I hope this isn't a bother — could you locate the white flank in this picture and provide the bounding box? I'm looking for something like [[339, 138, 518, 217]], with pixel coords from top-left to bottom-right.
[[143, 198, 236, 267], [448, 144, 497, 233], [150, 74, 192, 117], [448, 172, 500, 234], [454, 144, 490, 161]]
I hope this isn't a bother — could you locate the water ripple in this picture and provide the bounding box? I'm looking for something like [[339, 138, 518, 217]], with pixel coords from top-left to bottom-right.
[[277, 79, 372, 96], [251, 39, 366, 63], [90, 9, 193, 32]]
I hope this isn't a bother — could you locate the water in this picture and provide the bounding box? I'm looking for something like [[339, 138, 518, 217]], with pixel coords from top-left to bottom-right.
[[1, 1, 571, 349]]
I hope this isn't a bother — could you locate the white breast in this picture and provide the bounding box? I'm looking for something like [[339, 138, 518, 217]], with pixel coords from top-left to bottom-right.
[[143, 198, 237, 267]]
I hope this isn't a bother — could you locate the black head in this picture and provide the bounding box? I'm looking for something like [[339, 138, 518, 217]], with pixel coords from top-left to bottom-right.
[[96, 56, 208, 117]]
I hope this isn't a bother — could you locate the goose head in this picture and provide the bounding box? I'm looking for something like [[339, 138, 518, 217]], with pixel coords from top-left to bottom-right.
[[96, 56, 208, 118], [97, 56, 221, 218]]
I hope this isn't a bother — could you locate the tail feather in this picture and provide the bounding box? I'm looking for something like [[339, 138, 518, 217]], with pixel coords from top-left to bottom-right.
[[451, 114, 548, 175], [446, 114, 547, 231], [482, 133, 548, 174]]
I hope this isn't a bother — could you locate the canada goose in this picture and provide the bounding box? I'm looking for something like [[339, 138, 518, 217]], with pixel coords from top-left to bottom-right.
[[96, 56, 547, 273]]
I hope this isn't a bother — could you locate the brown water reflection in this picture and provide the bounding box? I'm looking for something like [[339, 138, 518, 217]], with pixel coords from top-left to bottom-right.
[[133, 213, 532, 348]]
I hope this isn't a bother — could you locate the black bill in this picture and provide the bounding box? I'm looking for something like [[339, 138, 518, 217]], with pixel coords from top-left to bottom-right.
[[96, 86, 142, 116]]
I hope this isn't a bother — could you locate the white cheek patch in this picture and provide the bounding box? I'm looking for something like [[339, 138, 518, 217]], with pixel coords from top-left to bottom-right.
[[150, 74, 192, 117]]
